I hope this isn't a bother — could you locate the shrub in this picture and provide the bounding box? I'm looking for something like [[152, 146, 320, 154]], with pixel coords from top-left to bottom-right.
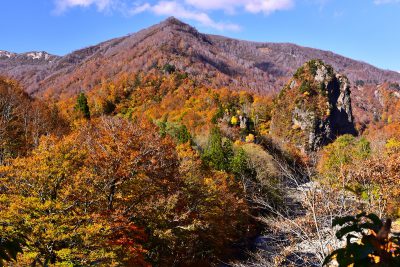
[[318, 134, 371, 181], [324, 212, 400, 266], [162, 63, 176, 74], [156, 120, 192, 144]]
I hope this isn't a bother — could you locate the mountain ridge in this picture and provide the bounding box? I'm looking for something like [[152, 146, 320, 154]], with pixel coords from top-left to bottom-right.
[[1, 17, 399, 121]]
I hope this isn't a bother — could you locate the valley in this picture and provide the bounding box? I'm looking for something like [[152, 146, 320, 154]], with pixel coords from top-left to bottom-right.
[[1, 17, 400, 267]]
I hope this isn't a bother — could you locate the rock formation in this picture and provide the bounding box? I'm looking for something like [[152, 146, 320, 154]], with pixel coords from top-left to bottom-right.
[[270, 60, 357, 152]]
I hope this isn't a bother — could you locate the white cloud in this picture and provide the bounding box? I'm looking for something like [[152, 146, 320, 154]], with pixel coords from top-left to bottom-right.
[[152, 1, 240, 31], [184, 0, 294, 14], [127, 3, 151, 15], [53, 0, 295, 31], [244, 0, 294, 14], [54, 0, 115, 14]]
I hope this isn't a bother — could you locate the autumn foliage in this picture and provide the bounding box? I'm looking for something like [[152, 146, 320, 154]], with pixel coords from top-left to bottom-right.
[[0, 77, 66, 164], [0, 114, 252, 266], [3, 60, 400, 267]]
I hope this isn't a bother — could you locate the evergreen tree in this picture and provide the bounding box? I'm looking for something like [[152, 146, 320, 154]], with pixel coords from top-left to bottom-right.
[[230, 148, 250, 177], [157, 119, 191, 144], [176, 124, 191, 144], [75, 92, 90, 119], [202, 127, 233, 171]]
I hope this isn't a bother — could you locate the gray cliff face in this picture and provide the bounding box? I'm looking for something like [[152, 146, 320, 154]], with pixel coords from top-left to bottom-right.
[[331, 74, 355, 134], [271, 60, 356, 153]]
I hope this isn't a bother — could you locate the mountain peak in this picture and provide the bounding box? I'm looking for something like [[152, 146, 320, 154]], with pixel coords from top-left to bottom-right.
[[163, 16, 186, 26], [1, 19, 400, 126], [0, 50, 56, 61], [0, 50, 16, 59], [156, 16, 200, 34]]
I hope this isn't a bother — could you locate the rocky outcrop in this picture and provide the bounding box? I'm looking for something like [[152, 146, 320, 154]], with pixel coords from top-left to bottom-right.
[[271, 60, 356, 152]]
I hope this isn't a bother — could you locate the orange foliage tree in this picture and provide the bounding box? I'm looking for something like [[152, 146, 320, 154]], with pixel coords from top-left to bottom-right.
[[1, 115, 252, 266]]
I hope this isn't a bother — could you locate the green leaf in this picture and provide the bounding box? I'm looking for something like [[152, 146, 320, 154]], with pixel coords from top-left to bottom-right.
[[336, 224, 360, 239], [332, 215, 357, 227], [336, 248, 354, 266], [349, 243, 374, 261], [359, 222, 380, 233], [323, 248, 346, 266], [356, 212, 367, 219], [365, 214, 382, 228], [346, 234, 359, 244]]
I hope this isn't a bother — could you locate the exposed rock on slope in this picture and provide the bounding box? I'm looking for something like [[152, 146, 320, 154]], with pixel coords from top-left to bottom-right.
[[270, 60, 356, 152], [0, 50, 59, 94]]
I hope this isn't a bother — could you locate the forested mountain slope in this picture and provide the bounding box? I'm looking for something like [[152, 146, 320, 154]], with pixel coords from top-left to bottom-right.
[[1, 17, 399, 127]]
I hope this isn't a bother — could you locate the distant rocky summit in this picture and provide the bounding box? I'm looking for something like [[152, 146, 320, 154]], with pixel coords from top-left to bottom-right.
[[271, 60, 356, 152]]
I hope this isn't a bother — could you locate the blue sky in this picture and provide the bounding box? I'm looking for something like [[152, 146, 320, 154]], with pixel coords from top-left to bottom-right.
[[0, 0, 399, 71]]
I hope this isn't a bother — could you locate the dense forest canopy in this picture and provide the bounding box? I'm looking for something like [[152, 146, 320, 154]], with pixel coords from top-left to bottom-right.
[[1, 59, 400, 266]]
